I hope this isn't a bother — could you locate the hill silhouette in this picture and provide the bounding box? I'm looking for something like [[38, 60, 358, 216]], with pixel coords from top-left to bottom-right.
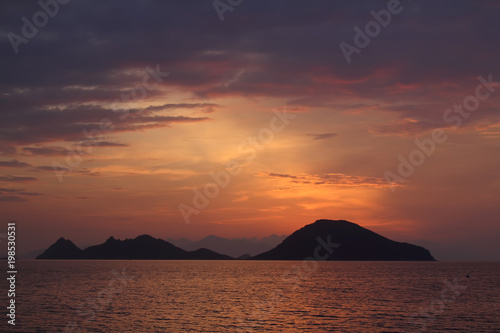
[[36, 235, 233, 260], [36, 237, 83, 259], [250, 219, 435, 261]]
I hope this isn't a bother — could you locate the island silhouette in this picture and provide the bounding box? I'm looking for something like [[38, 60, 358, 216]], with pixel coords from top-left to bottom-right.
[[37, 234, 232, 260], [37, 219, 435, 261], [251, 219, 435, 261]]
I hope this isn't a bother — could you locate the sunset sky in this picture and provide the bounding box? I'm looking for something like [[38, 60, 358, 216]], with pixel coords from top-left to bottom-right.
[[1, 0, 499, 260]]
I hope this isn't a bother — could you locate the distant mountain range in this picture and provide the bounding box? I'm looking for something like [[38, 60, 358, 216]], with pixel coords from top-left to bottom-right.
[[37, 220, 435, 261], [166, 234, 287, 258]]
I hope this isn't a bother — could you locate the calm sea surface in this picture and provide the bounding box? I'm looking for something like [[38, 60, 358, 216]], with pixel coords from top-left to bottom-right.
[[6, 261, 500, 332]]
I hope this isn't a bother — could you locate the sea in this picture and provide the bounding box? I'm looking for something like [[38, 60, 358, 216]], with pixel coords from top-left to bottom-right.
[[5, 261, 500, 332]]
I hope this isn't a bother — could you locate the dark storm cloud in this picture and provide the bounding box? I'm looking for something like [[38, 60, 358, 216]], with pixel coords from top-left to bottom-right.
[[22, 146, 70, 156], [97, 142, 129, 147], [31, 164, 98, 177], [306, 133, 338, 140], [0, 0, 499, 150], [34, 165, 71, 172], [0, 188, 42, 196], [0, 103, 211, 145], [0, 175, 38, 182], [264, 173, 298, 179], [144, 103, 218, 113], [2, 1, 499, 89], [0, 159, 31, 168], [21, 141, 127, 156], [0, 187, 42, 202], [0, 195, 27, 202], [258, 171, 389, 187], [0, 159, 98, 179]]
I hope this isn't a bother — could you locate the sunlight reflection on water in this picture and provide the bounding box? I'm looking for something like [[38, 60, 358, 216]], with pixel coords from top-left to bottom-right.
[[10, 261, 500, 332]]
